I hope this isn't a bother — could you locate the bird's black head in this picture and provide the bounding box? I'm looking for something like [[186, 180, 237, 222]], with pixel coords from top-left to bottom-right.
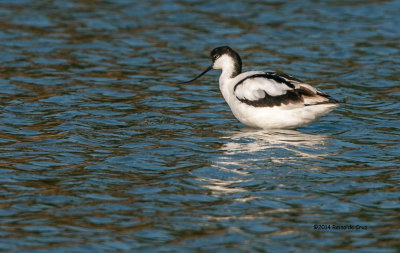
[[177, 46, 242, 84], [210, 46, 242, 77]]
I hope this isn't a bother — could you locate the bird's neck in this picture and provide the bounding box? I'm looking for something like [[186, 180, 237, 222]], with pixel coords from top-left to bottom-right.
[[219, 67, 238, 103], [218, 56, 242, 102], [220, 66, 235, 83], [220, 61, 241, 80]]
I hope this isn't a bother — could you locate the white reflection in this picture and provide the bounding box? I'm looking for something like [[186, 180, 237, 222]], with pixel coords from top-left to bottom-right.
[[219, 128, 329, 162], [196, 129, 331, 208]]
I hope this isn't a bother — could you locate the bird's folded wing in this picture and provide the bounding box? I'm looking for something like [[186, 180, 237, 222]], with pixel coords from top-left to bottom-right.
[[234, 74, 294, 101], [233, 72, 336, 107]]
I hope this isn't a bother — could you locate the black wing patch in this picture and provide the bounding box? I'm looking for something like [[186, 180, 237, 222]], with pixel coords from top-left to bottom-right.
[[237, 89, 304, 107], [233, 72, 296, 92], [273, 71, 303, 83], [234, 72, 306, 107]]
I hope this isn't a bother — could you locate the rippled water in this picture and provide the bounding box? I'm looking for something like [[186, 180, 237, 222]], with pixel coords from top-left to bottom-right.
[[1, 0, 399, 252]]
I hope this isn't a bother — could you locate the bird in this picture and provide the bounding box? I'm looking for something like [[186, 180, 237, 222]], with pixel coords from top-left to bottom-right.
[[178, 46, 341, 129]]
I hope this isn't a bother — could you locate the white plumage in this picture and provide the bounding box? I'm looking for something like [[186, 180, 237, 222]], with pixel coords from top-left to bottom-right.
[[235, 72, 292, 99], [179, 46, 340, 129]]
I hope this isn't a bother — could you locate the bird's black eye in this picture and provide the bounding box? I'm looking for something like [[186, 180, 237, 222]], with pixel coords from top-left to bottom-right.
[[213, 54, 220, 60]]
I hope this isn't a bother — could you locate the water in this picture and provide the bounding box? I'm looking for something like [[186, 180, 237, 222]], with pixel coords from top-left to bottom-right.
[[0, 0, 399, 252]]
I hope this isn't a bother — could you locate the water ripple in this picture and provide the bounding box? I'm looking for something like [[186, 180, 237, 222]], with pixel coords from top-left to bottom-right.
[[0, 0, 399, 252]]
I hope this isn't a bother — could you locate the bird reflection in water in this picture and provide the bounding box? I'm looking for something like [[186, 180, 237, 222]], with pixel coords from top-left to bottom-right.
[[219, 128, 329, 162], [197, 129, 331, 200]]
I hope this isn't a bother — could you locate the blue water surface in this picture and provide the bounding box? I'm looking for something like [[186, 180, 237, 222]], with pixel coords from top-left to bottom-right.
[[0, 0, 399, 252]]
